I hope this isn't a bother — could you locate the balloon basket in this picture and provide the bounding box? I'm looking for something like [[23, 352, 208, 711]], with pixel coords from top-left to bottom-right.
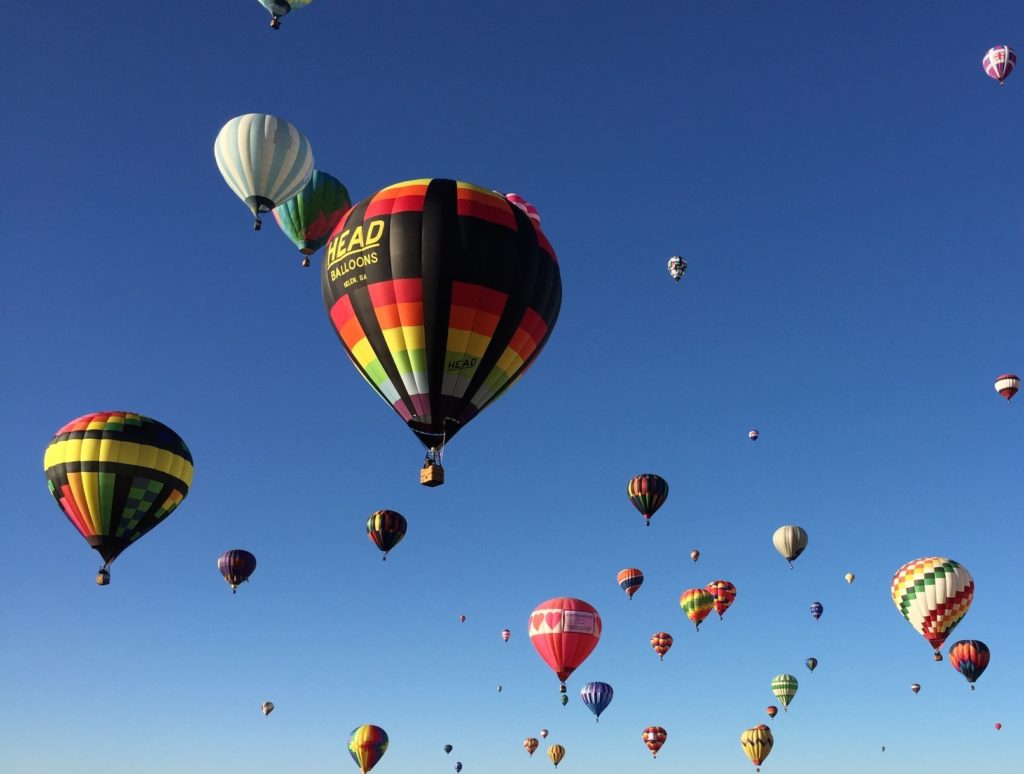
[[96, 568, 110, 586], [420, 462, 445, 487]]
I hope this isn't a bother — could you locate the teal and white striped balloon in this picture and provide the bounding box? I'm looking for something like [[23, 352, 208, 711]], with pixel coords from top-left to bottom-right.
[[214, 113, 314, 230]]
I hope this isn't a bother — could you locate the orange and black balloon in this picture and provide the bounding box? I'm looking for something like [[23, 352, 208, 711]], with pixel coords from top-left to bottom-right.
[[626, 474, 668, 526], [366, 509, 408, 560]]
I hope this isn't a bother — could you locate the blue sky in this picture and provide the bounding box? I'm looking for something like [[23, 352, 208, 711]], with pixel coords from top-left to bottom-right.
[[2, 1, 1022, 772]]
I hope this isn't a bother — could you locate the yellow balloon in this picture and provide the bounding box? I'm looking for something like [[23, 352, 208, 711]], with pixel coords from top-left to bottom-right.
[[740, 725, 774, 771], [547, 744, 566, 768]]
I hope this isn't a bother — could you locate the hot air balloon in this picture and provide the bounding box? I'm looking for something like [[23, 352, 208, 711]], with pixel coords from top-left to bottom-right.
[[321, 180, 561, 487], [642, 726, 667, 758], [805, 657, 817, 673], [771, 674, 798, 711], [844, 572, 855, 584], [667, 255, 687, 282], [502, 628, 511, 642], [559, 694, 569, 706], [43, 411, 194, 585], [772, 525, 808, 567], [705, 580, 737, 620], [454, 763, 462, 773], [580, 681, 614, 722], [273, 169, 351, 267], [810, 602, 823, 621], [748, 429, 759, 441], [983, 45, 1016, 84], [994, 374, 1020, 401], [650, 632, 673, 661], [529, 598, 602, 693], [366, 509, 407, 560], [547, 744, 565, 768], [891, 557, 973, 661], [214, 113, 314, 231], [540, 729, 548, 739], [524, 738, 538, 756], [741, 725, 773, 772], [626, 473, 669, 526], [348, 725, 388, 774], [497, 685, 503, 693], [765, 706, 778, 719], [680, 588, 715, 631], [617, 568, 644, 599], [262, 701, 274, 716], [218, 549, 257, 593], [505, 193, 541, 226], [258, 0, 313, 29], [911, 683, 921, 694], [995, 723, 1002, 730], [459, 615, 466, 623], [690, 549, 700, 562], [444, 745, 453, 754], [948, 640, 990, 689]]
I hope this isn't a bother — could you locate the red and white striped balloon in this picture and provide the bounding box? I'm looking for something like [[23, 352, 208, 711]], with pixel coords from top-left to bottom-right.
[[994, 374, 1020, 402], [983, 45, 1016, 84]]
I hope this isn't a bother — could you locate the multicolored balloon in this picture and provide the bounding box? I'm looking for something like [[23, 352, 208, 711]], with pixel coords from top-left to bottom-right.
[[650, 632, 673, 661], [690, 549, 700, 562], [994, 373, 1020, 401], [705, 580, 737, 620], [258, 0, 313, 29], [348, 724, 388, 774], [321, 180, 562, 483], [523, 738, 538, 756], [626, 473, 669, 526], [805, 657, 817, 673], [680, 588, 715, 631], [983, 45, 1016, 84], [214, 113, 314, 230], [667, 255, 687, 282], [617, 568, 644, 599], [765, 705, 778, 719], [273, 169, 351, 266], [218, 549, 257, 593], [771, 673, 798, 711], [43, 411, 194, 585], [261, 701, 274, 716], [547, 744, 565, 768], [810, 601, 823, 621], [580, 681, 614, 722], [529, 598, 602, 692], [502, 628, 511, 642], [642, 726, 667, 758], [911, 683, 921, 694], [891, 557, 974, 660], [740, 725, 773, 771], [772, 525, 808, 567], [948, 640, 990, 689], [748, 429, 760, 441], [366, 509, 407, 560]]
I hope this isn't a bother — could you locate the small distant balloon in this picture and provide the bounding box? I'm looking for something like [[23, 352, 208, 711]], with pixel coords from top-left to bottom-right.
[[366, 510, 407, 560], [524, 738, 539, 756], [983, 45, 1016, 84], [642, 726, 667, 758], [741, 725, 774, 772], [580, 681, 614, 722], [773, 525, 808, 567], [651, 632, 673, 661], [948, 640, 990, 689], [547, 744, 565, 768], [771, 673, 799, 711], [560, 694, 569, 706], [617, 568, 644, 599], [765, 705, 778, 719], [881, 746, 886, 752], [748, 429, 759, 441], [705, 580, 737, 620], [626, 473, 669, 526], [995, 723, 1002, 730], [690, 549, 700, 562], [261, 701, 274, 716], [459, 615, 466, 623], [810, 601, 824, 621], [348, 725, 388, 774], [218, 549, 257, 593], [444, 745, 453, 754], [502, 628, 511, 642], [667, 255, 687, 282], [680, 588, 715, 630], [805, 657, 817, 672], [540, 729, 549, 739], [454, 763, 462, 773], [844, 572, 855, 584], [911, 683, 921, 694], [994, 374, 1020, 401], [497, 685, 503, 693]]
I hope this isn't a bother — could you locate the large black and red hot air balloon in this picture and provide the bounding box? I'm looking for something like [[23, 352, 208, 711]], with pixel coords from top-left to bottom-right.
[[626, 474, 668, 526], [321, 179, 562, 486]]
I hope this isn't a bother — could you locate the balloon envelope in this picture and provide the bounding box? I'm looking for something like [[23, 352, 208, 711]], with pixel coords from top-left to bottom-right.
[[523, 738, 539, 755], [911, 683, 921, 693], [43, 411, 194, 577], [810, 601, 824, 621], [580, 681, 614, 721], [321, 179, 562, 461], [741, 724, 774, 769], [261, 701, 274, 716], [805, 657, 818, 672], [948, 640, 990, 687], [772, 525, 808, 566], [983, 45, 1016, 83], [626, 474, 669, 524], [617, 568, 644, 599], [705, 580, 737, 619], [529, 597, 602, 686], [994, 373, 1020, 401], [547, 744, 565, 767], [366, 509, 407, 558], [650, 632, 673, 660], [891, 557, 973, 659], [771, 673, 799, 710], [273, 169, 351, 258], [680, 588, 715, 630], [218, 549, 257, 592], [765, 705, 778, 718], [348, 725, 388, 774], [642, 726, 667, 757], [214, 113, 313, 227]]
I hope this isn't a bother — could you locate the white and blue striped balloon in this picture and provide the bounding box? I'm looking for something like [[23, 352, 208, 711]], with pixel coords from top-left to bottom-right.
[[214, 113, 314, 229]]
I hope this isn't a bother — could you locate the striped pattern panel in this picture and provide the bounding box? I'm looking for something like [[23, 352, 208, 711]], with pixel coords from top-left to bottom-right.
[[891, 557, 974, 651], [215, 113, 314, 213]]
